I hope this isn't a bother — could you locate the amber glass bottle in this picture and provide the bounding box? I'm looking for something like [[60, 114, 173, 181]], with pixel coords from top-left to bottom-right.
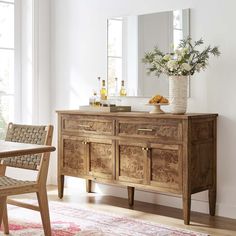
[[119, 80, 127, 96], [100, 79, 107, 100]]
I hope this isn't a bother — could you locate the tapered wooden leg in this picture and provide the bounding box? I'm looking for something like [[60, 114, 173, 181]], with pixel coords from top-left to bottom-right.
[[37, 189, 51, 236], [0, 165, 6, 176], [127, 186, 135, 207], [58, 174, 64, 199], [3, 206, 9, 234], [209, 119, 217, 216], [0, 197, 7, 227], [183, 195, 191, 225], [86, 179, 92, 193], [209, 188, 216, 216], [0, 165, 9, 234]]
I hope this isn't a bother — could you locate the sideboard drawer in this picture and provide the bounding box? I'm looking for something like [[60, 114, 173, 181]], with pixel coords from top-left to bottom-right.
[[62, 115, 114, 135], [117, 119, 182, 141]]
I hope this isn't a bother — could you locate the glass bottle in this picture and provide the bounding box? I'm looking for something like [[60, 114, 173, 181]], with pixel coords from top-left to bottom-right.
[[89, 91, 100, 106], [115, 77, 118, 96], [89, 91, 95, 106], [94, 92, 101, 106], [100, 79, 107, 100], [97, 77, 101, 94], [119, 80, 127, 96]]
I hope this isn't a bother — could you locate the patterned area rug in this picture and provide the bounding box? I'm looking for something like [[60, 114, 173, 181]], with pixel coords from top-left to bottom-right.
[[0, 201, 207, 236]]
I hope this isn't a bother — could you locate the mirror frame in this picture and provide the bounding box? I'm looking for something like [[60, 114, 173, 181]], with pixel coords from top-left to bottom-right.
[[106, 9, 191, 98]]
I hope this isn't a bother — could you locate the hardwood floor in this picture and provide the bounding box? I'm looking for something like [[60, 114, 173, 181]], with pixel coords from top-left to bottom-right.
[[13, 185, 236, 236]]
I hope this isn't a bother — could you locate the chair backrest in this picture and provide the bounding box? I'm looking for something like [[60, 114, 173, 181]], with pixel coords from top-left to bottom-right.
[[2, 123, 53, 172]]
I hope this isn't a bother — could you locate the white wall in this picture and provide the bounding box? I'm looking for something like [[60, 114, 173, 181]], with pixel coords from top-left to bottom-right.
[[50, 0, 236, 219]]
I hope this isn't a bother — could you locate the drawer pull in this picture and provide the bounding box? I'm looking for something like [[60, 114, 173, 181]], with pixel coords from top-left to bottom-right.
[[138, 128, 153, 132], [78, 124, 91, 128]]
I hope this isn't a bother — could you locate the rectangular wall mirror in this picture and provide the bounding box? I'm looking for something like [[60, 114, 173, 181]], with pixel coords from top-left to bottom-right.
[[107, 9, 190, 97]]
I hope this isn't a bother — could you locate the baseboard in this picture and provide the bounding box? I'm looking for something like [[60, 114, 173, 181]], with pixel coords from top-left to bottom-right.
[[94, 183, 236, 219], [49, 177, 236, 219]]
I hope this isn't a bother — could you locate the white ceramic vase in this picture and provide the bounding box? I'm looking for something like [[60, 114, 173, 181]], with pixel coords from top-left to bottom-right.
[[169, 76, 188, 114]]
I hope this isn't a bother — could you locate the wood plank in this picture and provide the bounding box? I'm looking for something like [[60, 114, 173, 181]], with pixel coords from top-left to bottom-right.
[[56, 110, 218, 119], [7, 199, 40, 211], [0, 141, 55, 158]]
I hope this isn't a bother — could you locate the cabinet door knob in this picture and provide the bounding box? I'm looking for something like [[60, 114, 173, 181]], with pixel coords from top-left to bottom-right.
[[142, 147, 149, 151]]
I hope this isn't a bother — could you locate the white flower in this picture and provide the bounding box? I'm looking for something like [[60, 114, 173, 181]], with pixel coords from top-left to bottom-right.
[[167, 60, 178, 71], [195, 63, 203, 71], [181, 63, 192, 71], [177, 55, 182, 61], [163, 54, 171, 61], [181, 48, 188, 56], [153, 62, 160, 69], [155, 54, 162, 60], [175, 49, 181, 55]]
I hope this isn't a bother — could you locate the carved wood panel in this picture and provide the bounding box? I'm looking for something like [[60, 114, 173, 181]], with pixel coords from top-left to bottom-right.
[[117, 119, 182, 141], [62, 115, 113, 135], [61, 136, 86, 176], [117, 142, 147, 184], [88, 140, 113, 179], [150, 144, 182, 191]]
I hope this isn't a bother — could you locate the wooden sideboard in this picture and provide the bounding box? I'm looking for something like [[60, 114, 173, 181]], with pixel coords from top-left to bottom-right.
[[56, 110, 217, 224]]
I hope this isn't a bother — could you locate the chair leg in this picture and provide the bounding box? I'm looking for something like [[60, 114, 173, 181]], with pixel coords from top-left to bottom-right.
[[0, 197, 7, 227], [37, 189, 51, 236], [3, 205, 9, 234]]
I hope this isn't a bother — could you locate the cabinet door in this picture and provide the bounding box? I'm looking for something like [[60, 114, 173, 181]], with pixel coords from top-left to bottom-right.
[[116, 141, 148, 184], [60, 135, 87, 177], [149, 143, 182, 192], [87, 138, 115, 180]]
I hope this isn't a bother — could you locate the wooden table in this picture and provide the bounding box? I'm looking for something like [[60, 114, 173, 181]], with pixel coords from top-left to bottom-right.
[[0, 140, 56, 158]]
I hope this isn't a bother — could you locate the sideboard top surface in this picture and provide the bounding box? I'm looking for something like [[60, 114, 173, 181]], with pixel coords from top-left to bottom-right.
[[56, 110, 218, 119]]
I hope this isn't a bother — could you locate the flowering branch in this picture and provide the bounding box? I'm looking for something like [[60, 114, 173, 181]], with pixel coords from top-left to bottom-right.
[[142, 37, 220, 77]]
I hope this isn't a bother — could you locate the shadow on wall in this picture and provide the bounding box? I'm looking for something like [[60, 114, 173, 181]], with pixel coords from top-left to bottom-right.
[[216, 115, 236, 205]]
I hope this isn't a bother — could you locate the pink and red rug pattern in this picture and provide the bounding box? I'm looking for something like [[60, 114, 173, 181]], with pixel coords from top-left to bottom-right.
[[0, 201, 208, 236]]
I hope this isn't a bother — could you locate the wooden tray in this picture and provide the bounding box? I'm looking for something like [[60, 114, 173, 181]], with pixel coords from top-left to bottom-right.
[[79, 105, 131, 112]]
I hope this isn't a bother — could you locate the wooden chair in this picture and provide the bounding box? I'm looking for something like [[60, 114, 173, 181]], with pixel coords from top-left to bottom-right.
[[0, 123, 53, 235]]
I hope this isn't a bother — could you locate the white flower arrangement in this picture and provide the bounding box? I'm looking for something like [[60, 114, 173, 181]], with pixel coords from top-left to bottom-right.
[[142, 37, 220, 77]]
